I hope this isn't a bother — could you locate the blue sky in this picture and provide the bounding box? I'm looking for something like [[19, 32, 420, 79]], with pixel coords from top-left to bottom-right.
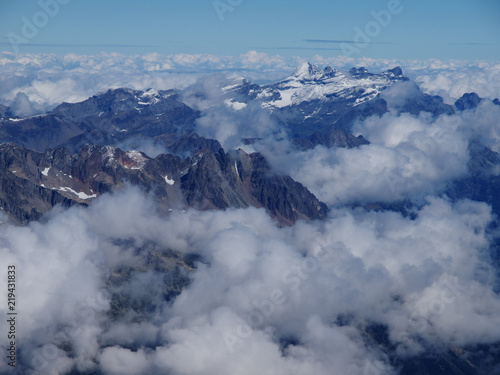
[[0, 0, 499, 60]]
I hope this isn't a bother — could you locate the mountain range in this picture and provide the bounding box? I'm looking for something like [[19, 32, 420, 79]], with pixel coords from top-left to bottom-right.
[[1, 63, 500, 374], [0, 63, 498, 227]]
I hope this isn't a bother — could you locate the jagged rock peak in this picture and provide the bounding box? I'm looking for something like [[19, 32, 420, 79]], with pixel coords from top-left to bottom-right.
[[455, 92, 482, 111], [350, 66, 406, 79], [291, 63, 341, 81]]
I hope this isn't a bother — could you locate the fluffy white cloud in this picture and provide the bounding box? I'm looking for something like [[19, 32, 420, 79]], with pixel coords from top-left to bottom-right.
[[256, 111, 470, 206], [100, 347, 151, 375], [0, 186, 499, 374], [414, 62, 500, 102]]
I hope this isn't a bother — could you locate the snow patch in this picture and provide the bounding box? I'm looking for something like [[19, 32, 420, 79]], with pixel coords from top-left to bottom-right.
[[41, 167, 50, 176], [164, 175, 175, 185], [256, 89, 273, 99], [234, 161, 239, 178], [141, 89, 159, 97], [264, 89, 294, 108], [103, 146, 116, 160], [124, 150, 147, 170], [263, 67, 396, 109], [140, 89, 161, 104], [222, 77, 245, 93], [58, 187, 97, 200]]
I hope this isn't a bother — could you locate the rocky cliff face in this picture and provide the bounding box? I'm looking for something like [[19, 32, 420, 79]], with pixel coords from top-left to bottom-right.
[[0, 143, 327, 225], [181, 148, 327, 224], [294, 128, 370, 150]]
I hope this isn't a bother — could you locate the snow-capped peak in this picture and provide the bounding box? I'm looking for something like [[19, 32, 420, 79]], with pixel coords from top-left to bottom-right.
[[141, 88, 159, 98], [221, 75, 246, 93], [123, 150, 148, 170], [292, 63, 326, 81], [258, 63, 408, 109], [138, 88, 162, 105]]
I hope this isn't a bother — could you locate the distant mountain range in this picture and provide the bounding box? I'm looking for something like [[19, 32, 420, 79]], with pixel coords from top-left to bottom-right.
[[2, 63, 500, 375], [0, 63, 499, 230]]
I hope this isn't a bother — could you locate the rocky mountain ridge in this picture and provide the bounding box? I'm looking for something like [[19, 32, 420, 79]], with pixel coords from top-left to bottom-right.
[[0, 143, 327, 225], [0, 63, 499, 228]]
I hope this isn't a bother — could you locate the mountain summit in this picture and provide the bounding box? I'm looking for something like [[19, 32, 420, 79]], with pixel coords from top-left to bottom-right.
[[292, 62, 336, 81]]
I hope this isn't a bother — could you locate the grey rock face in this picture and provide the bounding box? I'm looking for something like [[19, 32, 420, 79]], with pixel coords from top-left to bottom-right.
[[0, 143, 327, 225]]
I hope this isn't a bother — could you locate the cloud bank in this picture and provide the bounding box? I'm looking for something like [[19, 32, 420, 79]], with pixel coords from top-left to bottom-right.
[[0, 185, 499, 374]]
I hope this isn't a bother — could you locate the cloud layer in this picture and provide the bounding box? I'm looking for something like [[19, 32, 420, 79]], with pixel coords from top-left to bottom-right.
[[0, 185, 499, 374]]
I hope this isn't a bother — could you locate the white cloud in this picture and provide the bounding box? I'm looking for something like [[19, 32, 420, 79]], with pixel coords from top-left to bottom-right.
[[0, 185, 498, 374], [414, 62, 500, 102], [100, 347, 151, 375], [258, 111, 469, 206]]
